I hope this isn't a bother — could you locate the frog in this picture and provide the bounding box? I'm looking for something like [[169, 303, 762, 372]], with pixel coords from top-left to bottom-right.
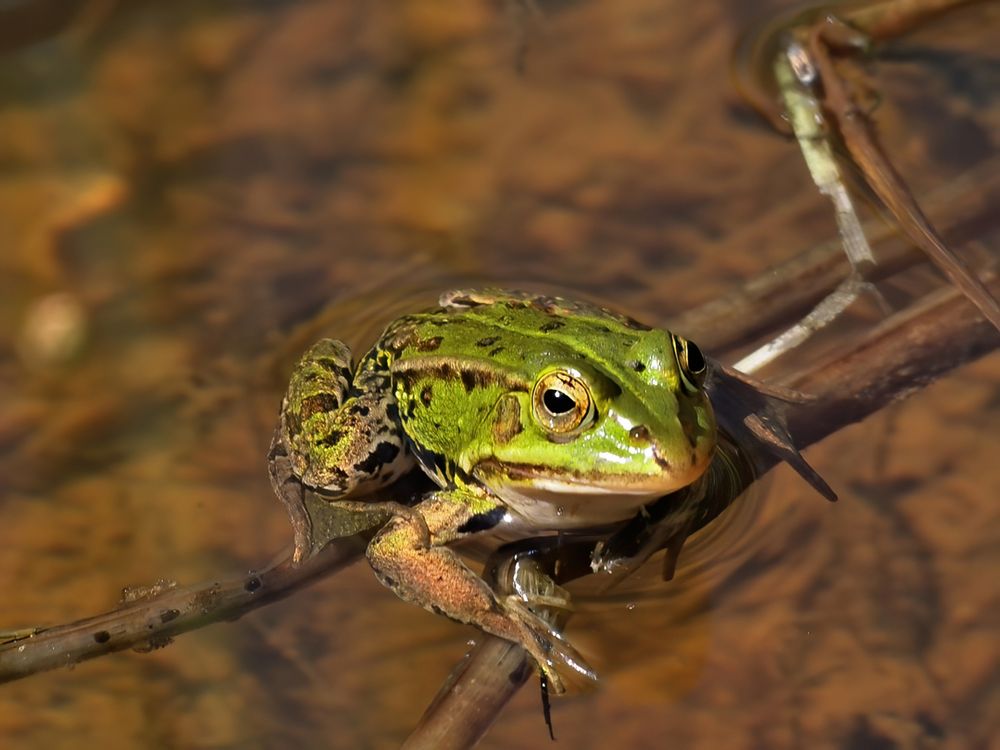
[[271, 288, 717, 692]]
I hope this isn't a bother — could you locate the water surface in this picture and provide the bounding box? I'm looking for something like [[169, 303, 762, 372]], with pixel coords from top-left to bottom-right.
[[0, 1, 997, 748]]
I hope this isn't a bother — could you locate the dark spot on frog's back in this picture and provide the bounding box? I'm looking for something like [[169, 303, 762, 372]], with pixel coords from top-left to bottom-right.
[[460, 370, 478, 393], [385, 401, 400, 423], [420, 385, 433, 406], [314, 353, 349, 369], [631, 361, 646, 373], [318, 429, 345, 448], [403, 399, 417, 420], [539, 320, 564, 333], [415, 336, 443, 352], [476, 336, 500, 347], [354, 441, 401, 475], [301, 392, 340, 419]]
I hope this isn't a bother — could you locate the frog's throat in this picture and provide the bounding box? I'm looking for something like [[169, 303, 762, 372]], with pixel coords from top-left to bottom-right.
[[476, 468, 701, 530]]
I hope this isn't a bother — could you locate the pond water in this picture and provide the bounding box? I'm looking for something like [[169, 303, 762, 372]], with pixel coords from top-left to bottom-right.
[[0, 1, 997, 748]]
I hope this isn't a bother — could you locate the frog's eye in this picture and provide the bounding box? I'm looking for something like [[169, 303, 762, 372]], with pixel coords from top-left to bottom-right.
[[671, 334, 707, 393], [532, 371, 594, 437]]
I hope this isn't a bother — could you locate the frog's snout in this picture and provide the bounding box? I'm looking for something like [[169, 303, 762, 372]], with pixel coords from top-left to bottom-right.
[[628, 421, 708, 479]]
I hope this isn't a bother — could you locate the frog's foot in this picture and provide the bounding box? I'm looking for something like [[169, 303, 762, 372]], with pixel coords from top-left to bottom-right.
[[491, 551, 575, 614], [499, 595, 597, 695], [590, 528, 688, 591], [498, 559, 617, 691]]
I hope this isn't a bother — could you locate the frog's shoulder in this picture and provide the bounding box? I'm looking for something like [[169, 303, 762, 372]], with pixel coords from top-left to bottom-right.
[[438, 288, 652, 331]]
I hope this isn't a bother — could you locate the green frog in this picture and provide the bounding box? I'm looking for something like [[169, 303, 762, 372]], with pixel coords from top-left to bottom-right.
[[272, 288, 717, 692]]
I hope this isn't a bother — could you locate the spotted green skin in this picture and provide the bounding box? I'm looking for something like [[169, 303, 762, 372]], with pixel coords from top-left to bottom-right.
[[283, 289, 716, 519], [276, 288, 717, 692]]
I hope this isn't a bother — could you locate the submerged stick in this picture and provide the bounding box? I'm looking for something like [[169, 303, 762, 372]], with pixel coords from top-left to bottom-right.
[[0, 539, 366, 684]]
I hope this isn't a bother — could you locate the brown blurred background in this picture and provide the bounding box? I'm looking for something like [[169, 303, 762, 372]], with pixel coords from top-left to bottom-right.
[[0, 1, 997, 748]]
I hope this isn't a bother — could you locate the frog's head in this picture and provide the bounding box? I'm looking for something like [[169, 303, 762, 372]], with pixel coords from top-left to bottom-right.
[[468, 329, 717, 527]]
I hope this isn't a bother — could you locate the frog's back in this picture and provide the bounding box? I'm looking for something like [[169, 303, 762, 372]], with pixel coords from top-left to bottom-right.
[[382, 289, 656, 377]]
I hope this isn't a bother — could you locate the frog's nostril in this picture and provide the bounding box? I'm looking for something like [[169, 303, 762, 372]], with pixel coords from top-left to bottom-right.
[[629, 425, 651, 443]]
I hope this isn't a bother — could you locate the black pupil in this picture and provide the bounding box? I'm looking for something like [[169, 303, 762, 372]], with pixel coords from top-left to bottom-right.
[[543, 389, 575, 415], [685, 341, 705, 373]]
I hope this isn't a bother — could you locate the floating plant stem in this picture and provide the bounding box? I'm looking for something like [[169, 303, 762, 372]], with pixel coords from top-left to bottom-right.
[[805, 15, 1000, 332], [731, 40, 879, 373], [775, 39, 875, 271], [734, 274, 868, 373]]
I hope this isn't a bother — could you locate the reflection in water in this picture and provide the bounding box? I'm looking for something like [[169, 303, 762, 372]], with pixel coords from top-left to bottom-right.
[[0, 1, 997, 748]]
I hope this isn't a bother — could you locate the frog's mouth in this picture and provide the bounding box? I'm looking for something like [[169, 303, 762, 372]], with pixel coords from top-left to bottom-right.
[[472, 458, 709, 529], [474, 455, 709, 495], [485, 465, 700, 496]]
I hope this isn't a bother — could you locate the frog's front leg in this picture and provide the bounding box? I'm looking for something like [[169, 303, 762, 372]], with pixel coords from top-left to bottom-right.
[[366, 487, 597, 694]]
